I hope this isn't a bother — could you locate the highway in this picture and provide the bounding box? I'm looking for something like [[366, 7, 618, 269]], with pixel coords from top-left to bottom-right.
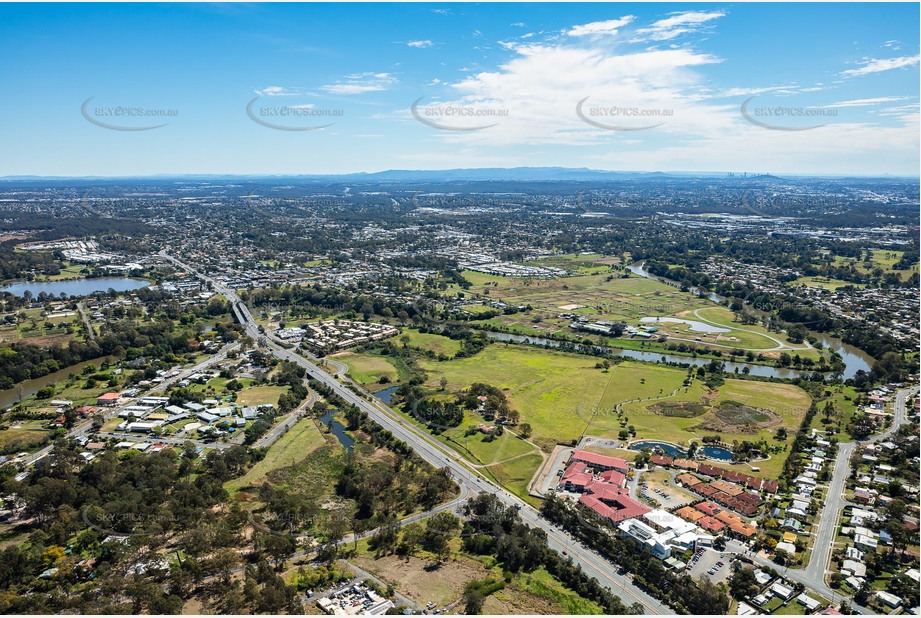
[[162, 251, 673, 615]]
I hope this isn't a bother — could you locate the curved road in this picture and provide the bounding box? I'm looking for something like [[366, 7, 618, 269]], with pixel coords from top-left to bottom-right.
[[162, 251, 672, 615]]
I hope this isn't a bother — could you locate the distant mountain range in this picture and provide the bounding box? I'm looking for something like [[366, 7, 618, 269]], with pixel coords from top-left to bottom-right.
[[0, 168, 915, 182]]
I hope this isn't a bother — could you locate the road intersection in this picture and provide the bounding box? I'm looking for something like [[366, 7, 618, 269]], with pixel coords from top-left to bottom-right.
[[163, 250, 673, 615]]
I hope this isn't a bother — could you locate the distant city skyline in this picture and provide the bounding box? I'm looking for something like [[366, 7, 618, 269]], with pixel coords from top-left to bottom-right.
[[1, 3, 918, 176]]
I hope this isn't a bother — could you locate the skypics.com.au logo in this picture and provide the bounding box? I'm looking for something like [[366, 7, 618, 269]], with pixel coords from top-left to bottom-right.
[[246, 96, 343, 131], [411, 97, 508, 131], [81, 97, 178, 131]]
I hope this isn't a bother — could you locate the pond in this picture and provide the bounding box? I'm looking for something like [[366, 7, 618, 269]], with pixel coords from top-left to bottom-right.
[[626, 262, 875, 379], [629, 440, 686, 457], [0, 278, 150, 298], [699, 445, 734, 461], [373, 385, 399, 405], [640, 316, 730, 334], [319, 410, 354, 452]]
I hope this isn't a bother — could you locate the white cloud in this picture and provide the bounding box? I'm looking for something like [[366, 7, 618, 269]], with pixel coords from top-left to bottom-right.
[[710, 85, 802, 98], [432, 40, 725, 144], [634, 11, 724, 41], [321, 72, 397, 95], [821, 96, 908, 108], [405, 18, 917, 176], [841, 54, 920, 77], [407, 40, 433, 48], [254, 86, 301, 96], [875, 104, 920, 121], [567, 16, 635, 38]]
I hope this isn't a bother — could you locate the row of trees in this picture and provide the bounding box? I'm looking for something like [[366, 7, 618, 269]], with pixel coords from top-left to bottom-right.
[[540, 495, 730, 614]]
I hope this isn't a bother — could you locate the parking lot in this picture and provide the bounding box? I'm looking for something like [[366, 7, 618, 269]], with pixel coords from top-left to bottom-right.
[[687, 548, 732, 584], [637, 472, 695, 510]]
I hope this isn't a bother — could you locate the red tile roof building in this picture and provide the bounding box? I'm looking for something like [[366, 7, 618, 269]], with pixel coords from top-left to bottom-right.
[[561, 453, 649, 525], [571, 450, 629, 474]]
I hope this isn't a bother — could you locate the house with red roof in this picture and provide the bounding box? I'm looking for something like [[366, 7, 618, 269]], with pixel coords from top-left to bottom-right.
[[96, 393, 121, 406], [698, 516, 726, 533], [695, 501, 721, 516]]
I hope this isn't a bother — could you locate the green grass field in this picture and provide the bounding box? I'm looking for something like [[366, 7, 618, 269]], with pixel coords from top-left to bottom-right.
[[442, 421, 536, 466], [487, 452, 544, 502], [793, 276, 866, 291], [236, 385, 288, 406], [447, 262, 826, 363], [402, 329, 462, 357], [808, 384, 860, 442], [0, 427, 49, 453], [414, 343, 809, 480], [831, 250, 918, 282], [688, 307, 817, 358], [332, 351, 401, 385], [226, 418, 326, 493]]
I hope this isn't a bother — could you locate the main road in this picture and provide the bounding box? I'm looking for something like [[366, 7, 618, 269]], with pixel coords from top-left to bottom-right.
[[161, 251, 672, 615]]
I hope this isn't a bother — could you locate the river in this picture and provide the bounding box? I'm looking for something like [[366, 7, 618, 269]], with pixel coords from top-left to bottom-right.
[[483, 331, 810, 379], [625, 263, 874, 378], [0, 277, 150, 298], [0, 357, 116, 409]]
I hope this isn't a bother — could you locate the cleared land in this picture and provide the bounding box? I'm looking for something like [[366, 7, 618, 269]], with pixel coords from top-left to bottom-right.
[[226, 418, 326, 494], [236, 384, 288, 407], [350, 532, 603, 614], [831, 250, 918, 282]]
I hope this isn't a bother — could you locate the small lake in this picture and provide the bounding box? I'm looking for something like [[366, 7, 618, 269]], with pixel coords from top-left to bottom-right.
[[319, 410, 354, 452], [373, 386, 399, 405], [699, 446, 734, 461], [626, 262, 875, 379], [0, 278, 150, 298], [630, 440, 686, 457], [640, 316, 730, 334]]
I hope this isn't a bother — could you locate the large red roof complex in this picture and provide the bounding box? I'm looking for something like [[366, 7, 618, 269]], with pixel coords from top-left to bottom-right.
[[571, 449, 629, 473]]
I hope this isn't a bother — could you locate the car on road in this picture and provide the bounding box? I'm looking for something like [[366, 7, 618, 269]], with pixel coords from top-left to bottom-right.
[[562, 551, 567, 555]]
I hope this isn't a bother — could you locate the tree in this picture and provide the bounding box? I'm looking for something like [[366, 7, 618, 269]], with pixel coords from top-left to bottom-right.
[[423, 512, 458, 561], [729, 567, 759, 600], [463, 590, 485, 615], [518, 423, 532, 439], [398, 522, 424, 557], [439, 376, 448, 391]]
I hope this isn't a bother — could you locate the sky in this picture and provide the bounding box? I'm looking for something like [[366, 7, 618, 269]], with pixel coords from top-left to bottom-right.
[[0, 2, 919, 177]]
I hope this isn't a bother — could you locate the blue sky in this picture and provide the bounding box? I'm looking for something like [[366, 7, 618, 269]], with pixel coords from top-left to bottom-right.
[[0, 2, 918, 176]]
